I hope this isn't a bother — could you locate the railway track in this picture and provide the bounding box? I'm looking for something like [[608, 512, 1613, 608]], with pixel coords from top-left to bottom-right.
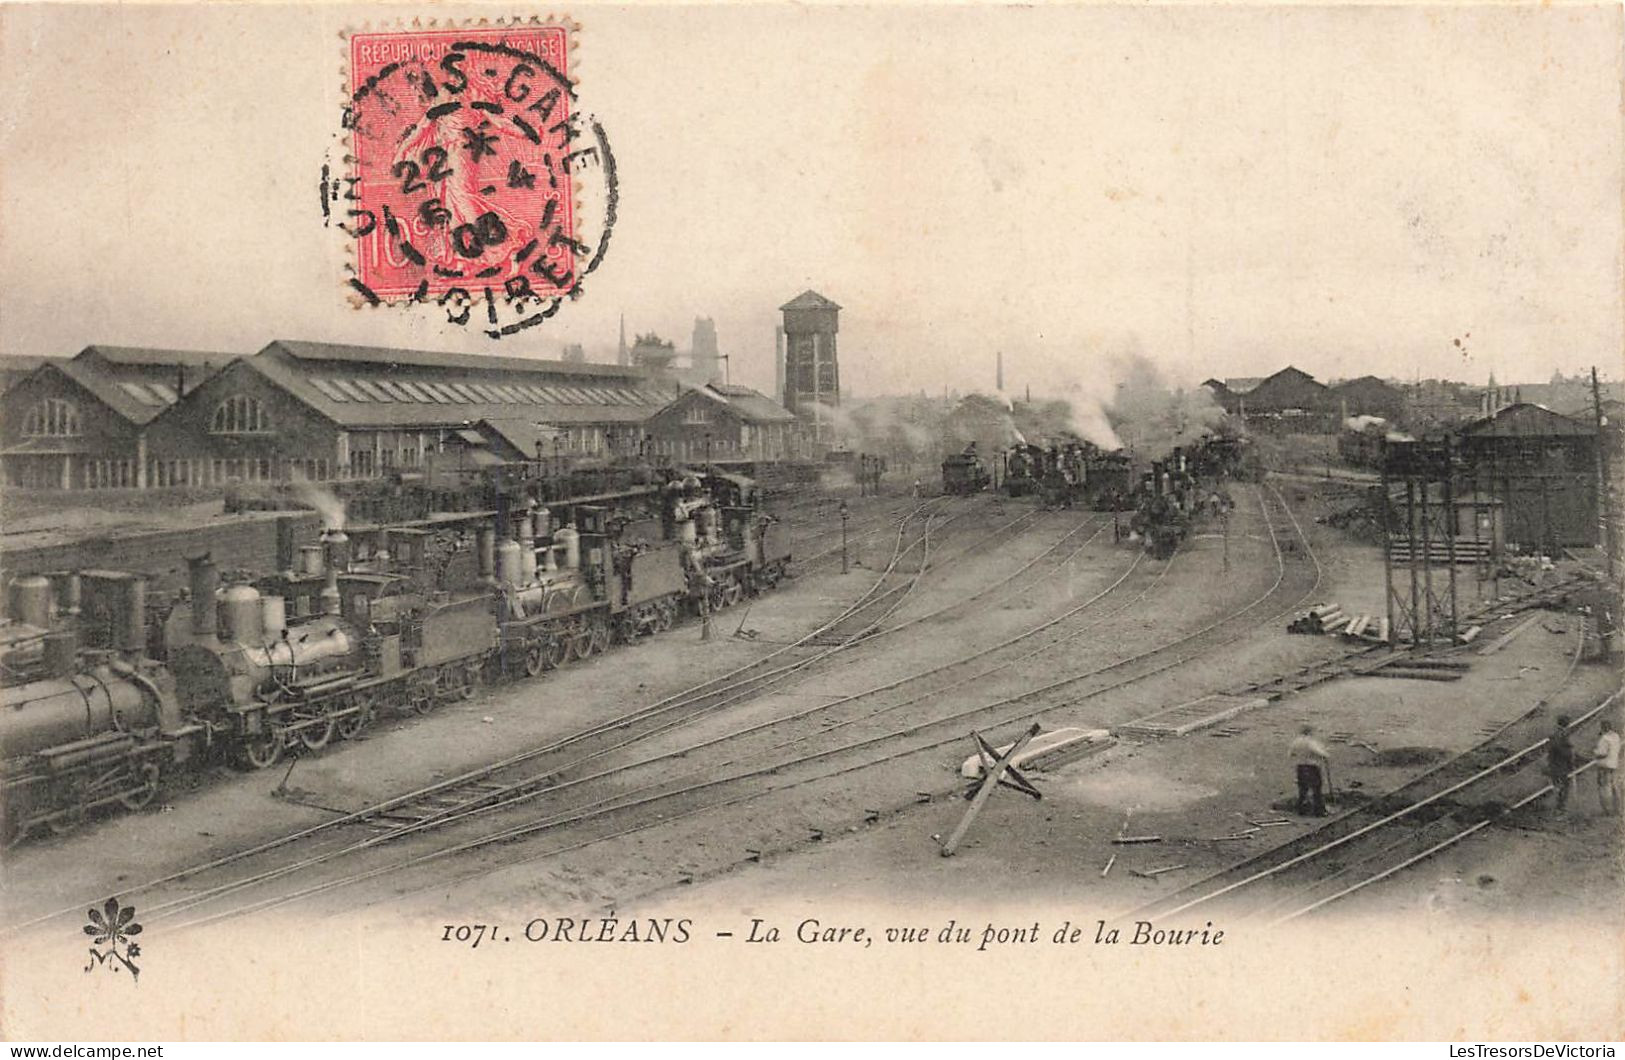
[[784, 495, 923, 569], [3, 501, 1101, 931], [1129, 618, 1618, 925], [113, 484, 1323, 925], [11, 483, 1361, 932], [122, 502, 1101, 926], [3, 493, 1026, 933]]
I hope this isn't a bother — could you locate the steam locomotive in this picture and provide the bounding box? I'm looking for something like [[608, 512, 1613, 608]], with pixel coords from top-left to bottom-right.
[[1127, 434, 1252, 559], [941, 445, 991, 495], [1, 572, 201, 840], [1, 469, 791, 840], [1003, 441, 1133, 510]]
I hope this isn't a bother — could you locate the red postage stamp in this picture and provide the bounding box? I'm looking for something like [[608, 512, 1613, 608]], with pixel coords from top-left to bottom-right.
[[337, 22, 609, 329]]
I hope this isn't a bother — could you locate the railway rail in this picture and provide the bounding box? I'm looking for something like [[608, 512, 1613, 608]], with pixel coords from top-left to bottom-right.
[[98, 483, 1324, 927], [1129, 611, 1616, 924], [5, 493, 1014, 932], [25, 480, 1593, 933]]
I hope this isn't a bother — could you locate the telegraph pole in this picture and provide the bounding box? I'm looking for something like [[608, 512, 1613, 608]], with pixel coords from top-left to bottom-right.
[[1593, 366, 1617, 579], [1381, 441, 1396, 647], [840, 500, 850, 574]]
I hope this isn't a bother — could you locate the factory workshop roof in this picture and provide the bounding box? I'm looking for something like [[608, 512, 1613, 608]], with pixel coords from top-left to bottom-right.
[[239, 340, 671, 430], [652, 384, 797, 426], [8, 345, 230, 426], [1459, 402, 1596, 438], [266, 339, 650, 380], [701, 383, 797, 423]]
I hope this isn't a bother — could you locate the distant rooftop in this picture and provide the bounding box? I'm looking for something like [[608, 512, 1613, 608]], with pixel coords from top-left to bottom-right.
[[779, 290, 842, 312], [265, 339, 648, 380]]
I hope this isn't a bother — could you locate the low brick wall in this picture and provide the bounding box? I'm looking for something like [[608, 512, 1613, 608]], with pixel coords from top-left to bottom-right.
[[0, 511, 323, 594]]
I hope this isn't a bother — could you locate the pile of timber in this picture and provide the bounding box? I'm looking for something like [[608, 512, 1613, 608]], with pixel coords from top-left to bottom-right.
[[1289, 603, 1346, 634], [1338, 614, 1391, 644], [1287, 603, 1390, 643]]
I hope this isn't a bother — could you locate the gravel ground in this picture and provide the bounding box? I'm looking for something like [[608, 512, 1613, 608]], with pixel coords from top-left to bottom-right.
[[3, 481, 1619, 1041], [0, 491, 932, 925]]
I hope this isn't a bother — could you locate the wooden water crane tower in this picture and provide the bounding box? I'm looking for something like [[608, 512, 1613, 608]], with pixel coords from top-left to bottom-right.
[[780, 290, 842, 449]]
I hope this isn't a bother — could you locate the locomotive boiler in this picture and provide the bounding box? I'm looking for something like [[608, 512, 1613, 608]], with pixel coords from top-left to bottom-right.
[[166, 533, 494, 768], [1, 466, 801, 840], [2, 571, 198, 842]]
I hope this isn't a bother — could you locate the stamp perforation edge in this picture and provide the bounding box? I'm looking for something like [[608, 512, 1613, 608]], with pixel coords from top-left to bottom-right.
[[334, 14, 585, 313]]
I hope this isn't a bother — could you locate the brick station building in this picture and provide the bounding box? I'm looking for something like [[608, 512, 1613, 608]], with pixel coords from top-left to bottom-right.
[[141, 340, 671, 485], [1, 345, 223, 489], [2, 340, 671, 490], [644, 383, 799, 463]]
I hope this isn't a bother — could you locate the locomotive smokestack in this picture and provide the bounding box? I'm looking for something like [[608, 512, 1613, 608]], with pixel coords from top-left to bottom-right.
[[275, 516, 298, 574], [44, 629, 77, 678], [477, 525, 497, 585], [58, 571, 82, 617], [120, 576, 147, 655], [321, 567, 341, 616], [322, 528, 351, 574], [188, 554, 218, 639]]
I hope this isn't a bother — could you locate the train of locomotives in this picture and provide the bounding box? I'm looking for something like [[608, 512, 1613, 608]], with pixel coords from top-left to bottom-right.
[[0, 469, 790, 843], [942, 432, 1257, 558]]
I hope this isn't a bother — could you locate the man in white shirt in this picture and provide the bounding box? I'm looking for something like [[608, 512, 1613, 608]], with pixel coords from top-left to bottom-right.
[[1289, 723, 1332, 817], [1592, 720, 1621, 816]]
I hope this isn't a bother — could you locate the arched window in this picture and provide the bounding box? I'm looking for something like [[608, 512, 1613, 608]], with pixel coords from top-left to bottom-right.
[[23, 398, 80, 437], [211, 395, 271, 434]]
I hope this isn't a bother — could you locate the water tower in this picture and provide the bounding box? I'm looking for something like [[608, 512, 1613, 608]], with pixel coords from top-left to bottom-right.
[[780, 290, 841, 446]]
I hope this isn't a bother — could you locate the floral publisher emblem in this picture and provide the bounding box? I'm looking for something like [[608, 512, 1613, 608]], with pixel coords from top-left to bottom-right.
[[83, 897, 143, 982]]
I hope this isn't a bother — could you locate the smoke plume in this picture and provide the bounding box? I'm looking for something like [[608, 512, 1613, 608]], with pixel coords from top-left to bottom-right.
[[290, 472, 347, 530]]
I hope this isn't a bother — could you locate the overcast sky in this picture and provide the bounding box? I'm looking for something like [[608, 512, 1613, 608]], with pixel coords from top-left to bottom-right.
[[1, 3, 1620, 401]]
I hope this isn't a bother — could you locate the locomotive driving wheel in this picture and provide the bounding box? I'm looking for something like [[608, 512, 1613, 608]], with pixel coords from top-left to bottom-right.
[[569, 624, 594, 659], [239, 732, 284, 770], [524, 640, 548, 677], [117, 762, 162, 812], [590, 621, 612, 655], [722, 581, 744, 608], [408, 672, 437, 716], [298, 713, 336, 751], [543, 634, 569, 670], [337, 692, 373, 740]]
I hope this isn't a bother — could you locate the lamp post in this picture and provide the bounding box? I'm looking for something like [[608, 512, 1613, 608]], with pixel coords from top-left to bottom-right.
[[840, 499, 850, 574]]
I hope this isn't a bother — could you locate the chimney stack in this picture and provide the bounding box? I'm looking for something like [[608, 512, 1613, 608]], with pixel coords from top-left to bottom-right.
[[188, 554, 218, 639], [775, 326, 787, 408]]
